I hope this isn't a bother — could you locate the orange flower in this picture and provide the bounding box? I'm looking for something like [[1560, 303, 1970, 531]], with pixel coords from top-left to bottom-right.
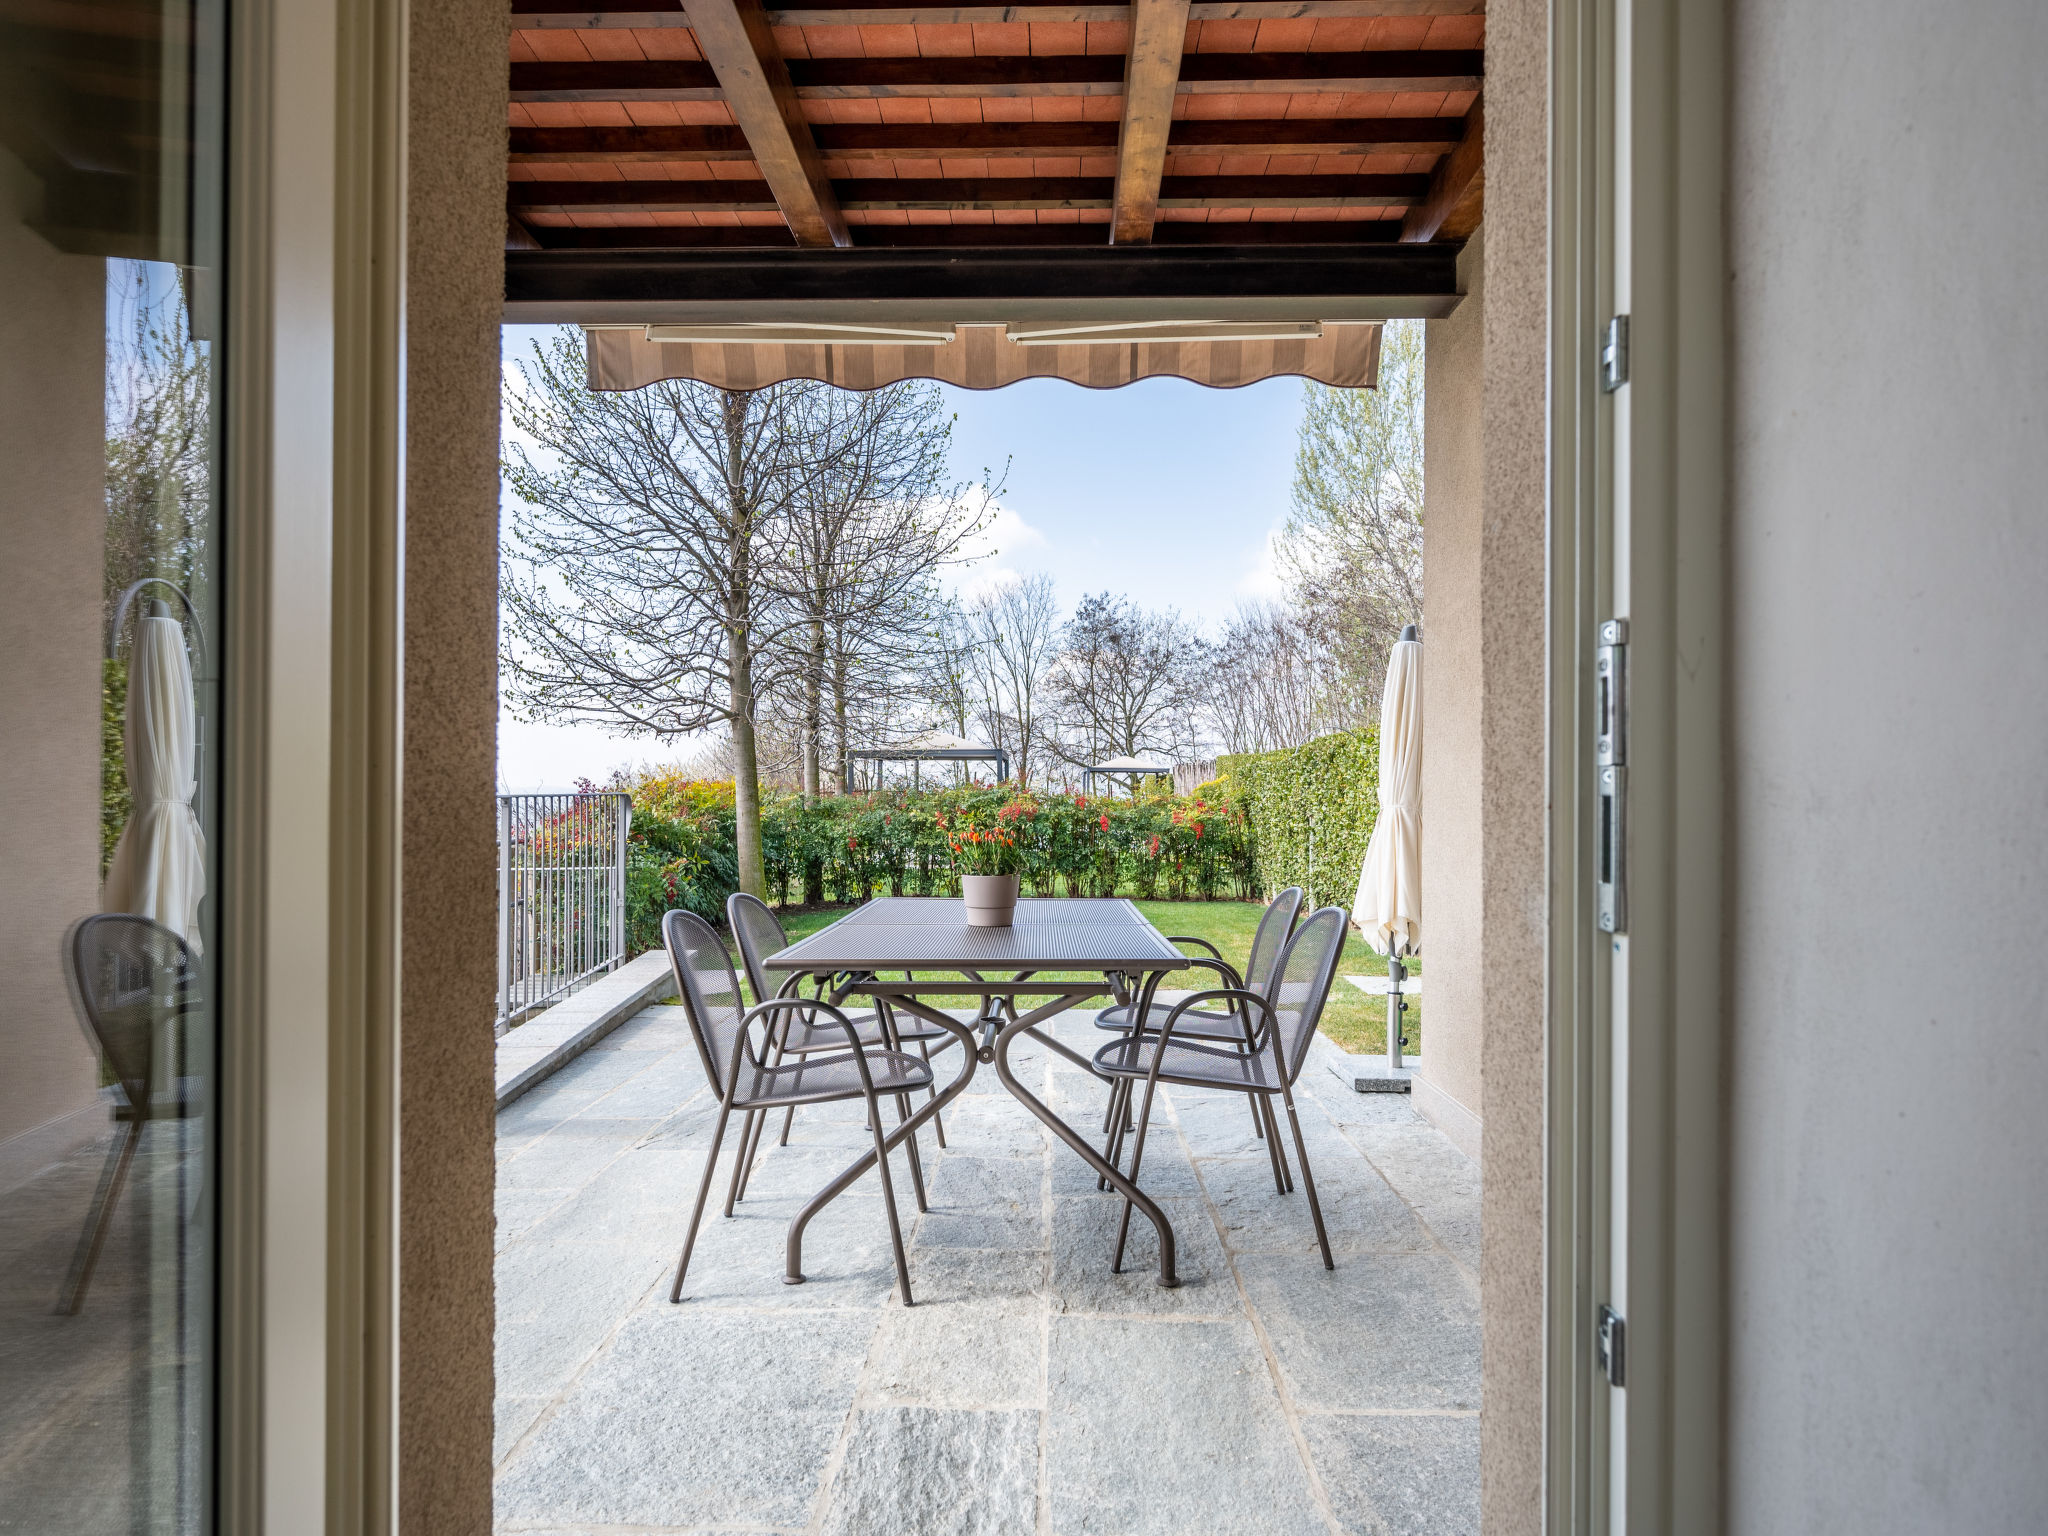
[[1099, 814, 1110, 832]]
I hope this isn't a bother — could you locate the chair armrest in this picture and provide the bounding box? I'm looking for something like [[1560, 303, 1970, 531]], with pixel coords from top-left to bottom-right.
[[1121, 957, 1245, 1031], [735, 996, 884, 1093], [1143, 988, 1280, 1078], [1165, 935, 1225, 963]]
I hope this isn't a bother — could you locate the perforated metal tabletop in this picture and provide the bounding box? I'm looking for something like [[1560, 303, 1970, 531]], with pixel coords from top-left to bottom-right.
[[765, 897, 1185, 974]]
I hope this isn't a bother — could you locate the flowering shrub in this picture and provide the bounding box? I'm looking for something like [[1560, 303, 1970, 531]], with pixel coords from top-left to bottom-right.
[[615, 772, 1266, 953]]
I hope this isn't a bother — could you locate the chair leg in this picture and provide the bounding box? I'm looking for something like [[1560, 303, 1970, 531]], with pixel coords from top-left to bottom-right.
[[1257, 1094, 1291, 1194], [864, 1090, 915, 1307], [1281, 1089, 1333, 1270], [918, 1038, 947, 1149], [1110, 1076, 1163, 1274], [1098, 1078, 1130, 1191], [875, 1004, 928, 1213], [1248, 1093, 1268, 1139], [56, 1121, 141, 1316], [671, 1099, 736, 1302], [778, 1105, 796, 1147], [724, 1109, 759, 1216]]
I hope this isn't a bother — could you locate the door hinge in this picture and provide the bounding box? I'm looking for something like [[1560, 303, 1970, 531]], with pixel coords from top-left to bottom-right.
[[1595, 619, 1627, 933], [1601, 314, 1630, 392], [1597, 1304, 1626, 1388]]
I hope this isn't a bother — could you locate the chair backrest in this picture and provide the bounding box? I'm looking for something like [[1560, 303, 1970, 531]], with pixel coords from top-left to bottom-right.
[[65, 914, 192, 1109], [1266, 906, 1348, 1084], [662, 909, 753, 1096], [726, 891, 788, 1006], [1244, 886, 1305, 997]]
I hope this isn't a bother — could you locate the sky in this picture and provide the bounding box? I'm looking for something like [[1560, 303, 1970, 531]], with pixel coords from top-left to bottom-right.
[[497, 324, 1310, 790]]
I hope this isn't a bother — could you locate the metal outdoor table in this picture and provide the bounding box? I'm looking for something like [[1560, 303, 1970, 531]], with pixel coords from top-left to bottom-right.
[[766, 896, 1188, 1286]]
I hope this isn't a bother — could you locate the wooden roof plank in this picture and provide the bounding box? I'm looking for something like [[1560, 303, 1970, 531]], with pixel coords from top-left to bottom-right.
[[512, 2, 1483, 23], [507, 117, 1461, 163], [1111, 0, 1191, 243], [509, 49, 1483, 100], [511, 171, 1428, 211], [516, 218, 1410, 248], [680, 0, 851, 244], [1398, 94, 1479, 240]]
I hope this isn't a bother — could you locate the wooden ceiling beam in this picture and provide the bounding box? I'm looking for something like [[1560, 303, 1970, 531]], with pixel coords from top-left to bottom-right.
[[678, 0, 850, 245], [517, 219, 1412, 250], [514, 0, 1480, 23], [508, 118, 1462, 165], [1399, 95, 1480, 241], [511, 172, 1428, 213], [1110, 0, 1191, 244], [510, 50, 1482, 101]]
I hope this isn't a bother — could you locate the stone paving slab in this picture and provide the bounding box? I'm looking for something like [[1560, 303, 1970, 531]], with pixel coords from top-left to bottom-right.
[[495, 997, 1483, 1534], [496, 950, 679, 1109]]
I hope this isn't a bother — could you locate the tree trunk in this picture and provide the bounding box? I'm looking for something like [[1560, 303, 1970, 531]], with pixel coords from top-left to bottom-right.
[[803, 617, 824, 804], [832, 644, 850, 793], [730, 644, 767, 898]]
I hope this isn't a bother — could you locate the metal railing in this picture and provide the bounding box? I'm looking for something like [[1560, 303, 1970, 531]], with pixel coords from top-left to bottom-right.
[[497, 792, 632, 1035]]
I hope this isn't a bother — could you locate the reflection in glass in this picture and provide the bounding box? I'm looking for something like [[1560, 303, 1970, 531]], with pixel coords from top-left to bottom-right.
[[0, 1, 224, 1529]]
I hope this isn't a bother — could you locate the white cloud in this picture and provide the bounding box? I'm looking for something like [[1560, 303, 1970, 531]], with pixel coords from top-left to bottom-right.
[[1236, 521, 1291, 601], [946, 490, 1050, 600]]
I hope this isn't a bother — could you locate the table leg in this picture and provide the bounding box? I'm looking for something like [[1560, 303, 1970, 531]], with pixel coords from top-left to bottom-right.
[[991, 976, 1180, 1288], [784, 1000, 978, 1285]]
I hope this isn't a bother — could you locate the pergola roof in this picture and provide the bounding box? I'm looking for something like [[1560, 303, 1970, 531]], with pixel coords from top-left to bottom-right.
[[502, 1, 1485, 349], [1084, 755, 1173, 773], [850, 731, 1006, 759]]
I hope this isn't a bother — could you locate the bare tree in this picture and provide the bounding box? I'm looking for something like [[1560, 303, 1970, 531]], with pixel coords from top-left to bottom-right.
[[1048, 592, 1207, 770], [960, 572, 1061, 785], [1207, 600, 1348, 753], [771, 384, 983, 801], [1278, 318, 1424, 715], [502, 332, 854, 896]]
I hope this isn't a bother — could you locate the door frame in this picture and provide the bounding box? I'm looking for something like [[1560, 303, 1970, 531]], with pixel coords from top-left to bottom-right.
[[1546, 0, 1726, 1529]]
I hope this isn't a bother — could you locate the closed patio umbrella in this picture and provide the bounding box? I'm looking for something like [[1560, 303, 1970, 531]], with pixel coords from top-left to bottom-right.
[[103, 602, 207, 953], [1353, 624, 1421, 1070]]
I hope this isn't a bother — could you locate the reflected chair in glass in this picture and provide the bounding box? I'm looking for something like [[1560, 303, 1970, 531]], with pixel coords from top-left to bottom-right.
[[57, 914, 205, 1315], [728, 892, 954, 1188], [663, 909, 934, 1305], [1092, 885, 1304, 1166], [1091, 905, 1349, 1272]]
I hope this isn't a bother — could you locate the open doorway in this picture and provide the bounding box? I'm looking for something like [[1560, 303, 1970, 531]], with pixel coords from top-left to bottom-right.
[[486, 325, 1483, 1531]]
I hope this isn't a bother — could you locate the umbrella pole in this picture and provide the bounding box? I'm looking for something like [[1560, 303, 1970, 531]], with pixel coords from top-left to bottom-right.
[[1386, 940, 1408, 1072]]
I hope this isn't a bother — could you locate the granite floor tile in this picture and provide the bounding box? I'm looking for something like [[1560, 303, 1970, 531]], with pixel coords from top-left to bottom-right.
[[821, 1407, 1040, 1536], [1302, 1412, 1480, 1536], [867, 1248, 1045, 1409], [1236, 1252, 1481, 1412], [1045, 1316, 1324, 1536], [494, 1307, 872, 1530]]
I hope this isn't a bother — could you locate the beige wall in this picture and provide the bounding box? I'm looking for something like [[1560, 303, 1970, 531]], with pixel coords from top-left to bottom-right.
[[0, 148, 111, 1187], [1419, 232, 1486, 1156], [1724, 2, 2048, 1529], [398, 0, 508, 1528], [1476, 0, 1551, 1528]]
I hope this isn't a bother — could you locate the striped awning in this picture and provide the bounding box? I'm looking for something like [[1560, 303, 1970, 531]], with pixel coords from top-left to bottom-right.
[[585, 322, 1381, 394]]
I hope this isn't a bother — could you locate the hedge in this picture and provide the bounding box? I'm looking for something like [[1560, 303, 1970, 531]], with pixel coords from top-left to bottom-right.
[[619, 773, 1257, 955], [1215, 726, 1379, 912]]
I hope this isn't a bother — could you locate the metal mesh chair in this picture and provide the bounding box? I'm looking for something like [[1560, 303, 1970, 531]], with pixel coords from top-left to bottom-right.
[[1091, 906, 1349, 1271], [663, 908, 934, 1305], [57, 914, 205, 1314], [728, 893, 955, 1155], [1091, 886, 1303, 1150]]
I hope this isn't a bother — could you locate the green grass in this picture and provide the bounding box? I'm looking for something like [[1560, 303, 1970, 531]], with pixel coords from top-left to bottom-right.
[[753, 896, 1418, 1057]]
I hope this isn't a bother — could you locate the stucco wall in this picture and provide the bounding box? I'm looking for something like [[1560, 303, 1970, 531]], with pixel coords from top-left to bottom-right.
[[1725, 2, 2048, 1530], [0, 149, 110, 1186], [1420, 232, 1486, 1153], [1476, 0, 1550, 1527], [399, 1, 508, 1528]]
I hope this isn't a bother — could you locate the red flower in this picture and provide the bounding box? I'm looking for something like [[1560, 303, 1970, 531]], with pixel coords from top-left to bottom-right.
[[1193, 822, 1204, 838], [847, 836, 858, 851], [1148, 835, 1160, 857], [1194, 800, 1206, 810], [1073, 795, 1085, 809]]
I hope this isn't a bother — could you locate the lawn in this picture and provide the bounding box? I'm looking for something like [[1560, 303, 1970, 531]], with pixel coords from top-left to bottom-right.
[[749, 897, 1418, 1057]]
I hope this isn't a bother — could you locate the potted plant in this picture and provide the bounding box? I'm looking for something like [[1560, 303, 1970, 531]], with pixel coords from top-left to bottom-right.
[[949, 810, 1023, 927]]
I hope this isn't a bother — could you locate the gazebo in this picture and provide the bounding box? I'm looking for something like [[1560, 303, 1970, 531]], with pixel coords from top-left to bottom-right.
[[1080, 756, 1175, 797], [849, 730, 1009, 790]]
